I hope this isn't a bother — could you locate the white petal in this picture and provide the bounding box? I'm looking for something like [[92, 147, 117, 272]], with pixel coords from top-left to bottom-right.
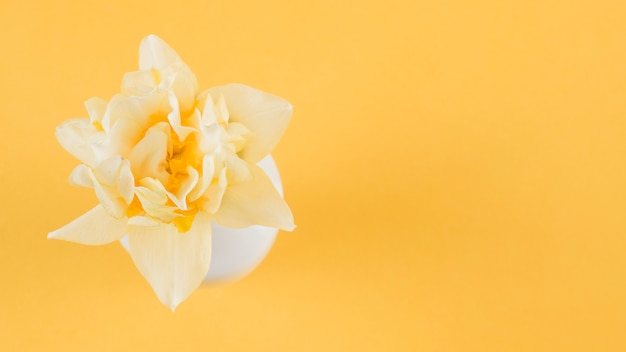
[[216, 93, 229, 123], [139, 35, 184, 71], [55, 118, 99, 166], [225, 153, 253, 184], [167, 91, 196, 141], [104, 93, 164, 155], [197, 123, 222, 153], [127, 122, 170, 183], [84, 97, 108, 125], [94, 156, 124, 186], [48, 205, 128, 245], [160, 65, 198, 113], [166, 165, 198, 210], [127, 211, 212, 311], [76, 165, 127, 219], [205, 84, 292, 163], [138, 35, 197, 112], [213, 162, 294, 230], [188, 154, 216, 202], [121, 69, 158, 96], [187, 108, 202, 130], [135, 178, 180, 222], [93, 179, 127, 219], [203, 166, 227, 214], [227, 121, 251, 144], [200, 93, 217, 126], [68, 164, 94, 188], [118, 159, 135, 204], [128, 215, 160, 227]]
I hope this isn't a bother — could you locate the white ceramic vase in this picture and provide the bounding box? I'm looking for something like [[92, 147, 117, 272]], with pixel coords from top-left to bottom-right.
[[119, 155, 282, 285]]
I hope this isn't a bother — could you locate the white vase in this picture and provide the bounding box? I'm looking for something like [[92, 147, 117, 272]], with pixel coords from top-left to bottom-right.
[[119, 155, 282, 285]]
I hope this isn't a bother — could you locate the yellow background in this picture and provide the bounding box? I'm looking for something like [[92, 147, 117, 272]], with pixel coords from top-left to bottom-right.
[[1, 0, 626, 350]]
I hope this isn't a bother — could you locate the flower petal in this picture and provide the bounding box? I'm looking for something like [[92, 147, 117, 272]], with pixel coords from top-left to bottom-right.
[[93, 179, 127, 219], [203, 166, 227, 214], [55, 118, 99, 166], [225, 153, 253, 184], [160, 65, 198, 113], [166, 165, 199, 210], [118, 159, 135, 204], [75, 164, 127, 219], [84, 97, 108, 126], [139, 35, 183, 71], [127, 211, 212, 311], [127, 122, 170, 183], [134, 178, 180, 222], [205, 84, 292, 163], [121, 69, 158, 96], [188, 154, 216, 202], [104, 93, 164, 156], [167, 91, 196, 141], [127, 215, 160, 227], [138, 35, 198, 112], [68, 164, 94, 188], [213, 162, 295, 230], [94, 155, 124, 186], [48, 205, 128, 245]]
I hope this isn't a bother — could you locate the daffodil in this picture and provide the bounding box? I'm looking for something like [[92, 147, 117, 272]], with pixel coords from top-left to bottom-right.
[[49, 35, 295, 310]]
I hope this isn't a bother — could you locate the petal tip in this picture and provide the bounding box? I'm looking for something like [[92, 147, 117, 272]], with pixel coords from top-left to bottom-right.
[[139, 34, 181, 71], [142, 34, 164, 46]]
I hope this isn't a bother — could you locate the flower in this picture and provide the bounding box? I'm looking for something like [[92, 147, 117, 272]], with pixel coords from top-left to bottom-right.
[[48, 35, 295, 310]]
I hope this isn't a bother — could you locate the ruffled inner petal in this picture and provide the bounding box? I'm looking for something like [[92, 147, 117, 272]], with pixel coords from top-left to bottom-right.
[[204, 84, 292, 163], [128, 122, 170, 183]]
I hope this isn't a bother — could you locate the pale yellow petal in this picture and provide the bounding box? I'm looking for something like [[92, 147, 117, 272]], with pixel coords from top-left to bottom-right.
[[160, 65, 198, 113], [127, 212, 212, 311], [84, 97, 108, 125], [127, 215, 160, 227], [225, 153, 253, 184], [93, 180, 127, 219], [203, 167, 227, 214], [226, 122, 251, 152], [121, 69, 158, 96], [135, 178, 180, 222], [127, 122, 170, 183], [200, 93, 217, 126], [55, 118, 99, 166], [216, 93, 229, 123], [137, 35, 198, 112], [205, 84, 292, 163], [48, 205, 128, 245], [188, 154, 216, 202], [104, 93, 164, 155], [139, 35, 183, 71], [197, 123, 222, 153], [94, 156, 124, 186], [68, 164, 94, 188], [186, 108, 202, 130], [75, 165, 126, 219], [118, 159, 135, 204], [166, 165, 198, 210], [167, 91, 196, 141], [213, 162, 294, 230]]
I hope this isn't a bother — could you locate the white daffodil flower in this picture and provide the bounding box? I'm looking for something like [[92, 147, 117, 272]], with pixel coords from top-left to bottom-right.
[[49, 35, 295, 311]]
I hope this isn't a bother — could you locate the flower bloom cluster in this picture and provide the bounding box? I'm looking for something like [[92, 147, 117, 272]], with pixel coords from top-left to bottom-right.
[[49, 35, 294, 310]]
